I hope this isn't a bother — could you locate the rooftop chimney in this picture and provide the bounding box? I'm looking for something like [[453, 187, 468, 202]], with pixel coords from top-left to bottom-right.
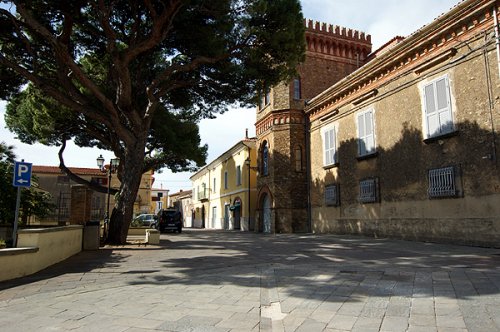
[[245, 128, 248, 139]]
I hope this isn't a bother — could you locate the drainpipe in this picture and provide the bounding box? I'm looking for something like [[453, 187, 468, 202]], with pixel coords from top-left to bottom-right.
[[304, 109, 312, 233], [493, 5, 500, 79]]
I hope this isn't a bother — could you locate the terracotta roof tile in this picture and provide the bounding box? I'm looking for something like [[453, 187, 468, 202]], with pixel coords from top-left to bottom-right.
[[32, 165, 105, 176]]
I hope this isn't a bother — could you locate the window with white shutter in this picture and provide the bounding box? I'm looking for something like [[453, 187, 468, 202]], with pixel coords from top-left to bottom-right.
[[357, 108, 376, 157], [423, 75, 454, 139], [321, 124, 338, 167]]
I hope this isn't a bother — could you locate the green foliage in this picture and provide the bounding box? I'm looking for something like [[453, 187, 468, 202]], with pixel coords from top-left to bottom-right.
[[0, 142, 55, 224]]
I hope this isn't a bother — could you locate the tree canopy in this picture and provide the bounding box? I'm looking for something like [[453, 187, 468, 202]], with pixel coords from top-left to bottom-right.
[[0, 0, 306, 243]]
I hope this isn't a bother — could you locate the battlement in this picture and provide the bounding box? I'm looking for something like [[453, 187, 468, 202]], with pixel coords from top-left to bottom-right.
[[304, 19, 372, 62], [305, 19, 371, 44]]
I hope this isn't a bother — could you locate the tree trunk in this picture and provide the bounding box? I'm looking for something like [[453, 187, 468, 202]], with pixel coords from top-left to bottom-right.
[[106, 138, 147, 244]]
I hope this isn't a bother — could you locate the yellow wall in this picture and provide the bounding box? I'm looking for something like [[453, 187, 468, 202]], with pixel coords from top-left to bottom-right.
[[191, 141, 257, 230]]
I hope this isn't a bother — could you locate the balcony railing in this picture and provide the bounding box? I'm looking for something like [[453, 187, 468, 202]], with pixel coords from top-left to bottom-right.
[[198, 188, 208, 201]]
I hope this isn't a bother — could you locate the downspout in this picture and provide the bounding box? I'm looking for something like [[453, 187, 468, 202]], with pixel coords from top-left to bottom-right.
[[304, 109, 312, 233], [494, 4, 500, 79]]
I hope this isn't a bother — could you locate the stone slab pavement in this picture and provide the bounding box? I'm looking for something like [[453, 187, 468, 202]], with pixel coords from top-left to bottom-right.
[[1, 229, 500, 332]]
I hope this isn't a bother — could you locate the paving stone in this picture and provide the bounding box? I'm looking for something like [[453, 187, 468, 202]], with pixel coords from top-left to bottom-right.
[[327, 314, 358, 330], [380, 316, 409, 331]]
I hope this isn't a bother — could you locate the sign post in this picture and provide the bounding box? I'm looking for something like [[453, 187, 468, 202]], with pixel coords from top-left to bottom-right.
[[12, 160, 32, 247]]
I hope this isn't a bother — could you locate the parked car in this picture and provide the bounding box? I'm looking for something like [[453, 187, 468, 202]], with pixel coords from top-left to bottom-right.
[[156, 209, 182, 233], [131, 214, 157, 228]]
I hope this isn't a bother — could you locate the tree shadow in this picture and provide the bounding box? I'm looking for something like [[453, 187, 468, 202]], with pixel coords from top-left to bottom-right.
[[311, 120, 499, 246]]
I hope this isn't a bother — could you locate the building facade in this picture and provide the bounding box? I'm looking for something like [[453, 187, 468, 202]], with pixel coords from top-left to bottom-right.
[[190, 138, 257, 230], [31, 166, 107, 225], [304, 0, 500, 246], [169, 190, 193, 227], [254, 20, 372, 233], [32, 166, 154, 224]]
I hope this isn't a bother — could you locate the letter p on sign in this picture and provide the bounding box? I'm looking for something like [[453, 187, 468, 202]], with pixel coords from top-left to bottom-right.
[[13, 161, 32, 187]]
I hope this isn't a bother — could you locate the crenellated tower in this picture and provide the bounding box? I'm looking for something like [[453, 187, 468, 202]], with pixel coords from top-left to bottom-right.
[[254, 20, 371, 233]]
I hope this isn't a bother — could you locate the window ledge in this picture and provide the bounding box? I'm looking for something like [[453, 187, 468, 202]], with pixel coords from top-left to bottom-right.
[[323, 163, 339, 170], [356, 151, 378, 161], [423, 130, 459, 144]]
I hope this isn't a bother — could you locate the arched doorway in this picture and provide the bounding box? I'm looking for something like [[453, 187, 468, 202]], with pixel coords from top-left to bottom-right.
[[201, 205, 205, 229], [261, 193, 271, 233], [233, 198, 242, 230]]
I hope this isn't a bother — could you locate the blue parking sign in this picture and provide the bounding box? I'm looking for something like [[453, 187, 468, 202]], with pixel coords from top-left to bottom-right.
[[13, 161, 32, 187]]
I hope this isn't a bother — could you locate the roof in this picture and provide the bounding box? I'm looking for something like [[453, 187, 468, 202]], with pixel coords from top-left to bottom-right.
[[169, 190, 192, 198], [32, 165, 105, 177]]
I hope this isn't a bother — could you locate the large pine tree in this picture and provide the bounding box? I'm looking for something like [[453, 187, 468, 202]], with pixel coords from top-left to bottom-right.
[[0, 0, 305, 244]]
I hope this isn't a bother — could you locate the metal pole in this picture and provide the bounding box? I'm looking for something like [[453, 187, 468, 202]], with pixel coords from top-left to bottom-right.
[[493, 5, 500, 79], [12, 186, 21, 247], [248, 161, 251, 231], [107, 170, 111, 217]]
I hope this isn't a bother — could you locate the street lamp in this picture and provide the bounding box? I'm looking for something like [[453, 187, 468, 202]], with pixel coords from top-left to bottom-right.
[[96, 155, 119, 237]]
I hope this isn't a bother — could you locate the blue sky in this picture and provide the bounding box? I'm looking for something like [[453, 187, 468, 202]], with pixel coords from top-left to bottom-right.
[[0, 0, 461, 192]]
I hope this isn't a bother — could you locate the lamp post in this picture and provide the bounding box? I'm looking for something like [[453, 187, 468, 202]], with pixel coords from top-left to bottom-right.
[[96, 155, 119, 239]]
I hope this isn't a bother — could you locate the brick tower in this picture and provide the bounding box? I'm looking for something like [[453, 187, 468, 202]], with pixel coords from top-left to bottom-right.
[[254, 20, 371, 233]]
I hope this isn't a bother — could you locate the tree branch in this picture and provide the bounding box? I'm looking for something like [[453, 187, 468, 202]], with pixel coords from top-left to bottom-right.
[[58, 139, 118, 195]]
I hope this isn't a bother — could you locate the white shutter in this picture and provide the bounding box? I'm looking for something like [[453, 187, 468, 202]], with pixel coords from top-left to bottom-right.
[[322, 126, 337, 166], [424, 76, 453, 138], [357, 109, 375, 156]]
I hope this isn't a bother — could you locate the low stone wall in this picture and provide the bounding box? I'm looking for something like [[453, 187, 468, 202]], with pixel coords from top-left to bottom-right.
[[128, 227, 148, 236], [0, 225, 83, 282]]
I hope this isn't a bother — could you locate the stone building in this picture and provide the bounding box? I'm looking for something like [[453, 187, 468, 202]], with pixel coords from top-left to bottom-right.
[[254, 19, 372, 233], [304, 0, 500, 246], [31, 166, 107, 225], [32, 165, 154, 224]]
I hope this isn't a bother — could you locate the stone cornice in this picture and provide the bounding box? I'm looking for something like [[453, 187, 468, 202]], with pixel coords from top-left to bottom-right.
[[255, 109, 306, 136]]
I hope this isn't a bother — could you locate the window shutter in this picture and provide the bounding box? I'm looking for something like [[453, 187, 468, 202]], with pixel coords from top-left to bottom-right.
[[424, 76, 453, 138], [357, 110, 375, 156]]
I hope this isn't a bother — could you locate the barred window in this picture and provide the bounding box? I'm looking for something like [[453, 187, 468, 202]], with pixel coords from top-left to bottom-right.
[[428, 166, 459, 198], [325, 184, 339, 206], [359, 178, 378, 203]]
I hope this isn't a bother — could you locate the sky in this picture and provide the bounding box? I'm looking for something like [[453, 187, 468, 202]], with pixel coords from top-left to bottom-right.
[[0, 0, 460, 192]]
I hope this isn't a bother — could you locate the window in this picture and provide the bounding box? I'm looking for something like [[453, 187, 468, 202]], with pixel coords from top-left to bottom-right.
[[321, 125, 338, 167], [236, 165, 242, 186], [294, 146, 303, 171], [423, 75, 454, 139], [224, 171, 228, 189], [428, 166, 460, 198], [325, 184, 339, 206], [359, 178, 378, 203], [293, 78, 301, 100], [259, 87, 271, 110], [262, 141, 269, 176], [357, 109, 376, 157], [213, 177, 216, 192]]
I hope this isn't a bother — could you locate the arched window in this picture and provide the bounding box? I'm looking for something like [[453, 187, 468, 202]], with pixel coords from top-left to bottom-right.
[[262, 141, 269, 176], [293, 78, 301, 100], [294, 146, 302, 172]]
